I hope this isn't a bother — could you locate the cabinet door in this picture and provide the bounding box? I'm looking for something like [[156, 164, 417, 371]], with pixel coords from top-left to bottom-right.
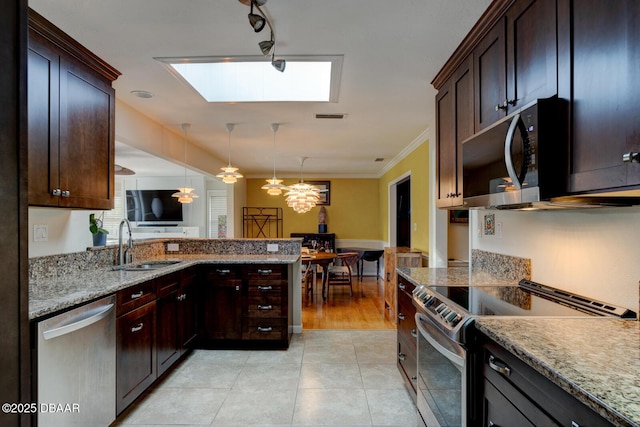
[[505, 0, 557, 111], [436, 57, 473, 207], [474, 19, 507, 130], [116, 301, 156, 415], [58, 54, 115, 209], [156, 276, 180, 376], [566, 0, 640, 192], [27, 31, 60, 206], [199, 267, 243, 341], [483, 380, 537, 427], [179, 269, 198, 351]]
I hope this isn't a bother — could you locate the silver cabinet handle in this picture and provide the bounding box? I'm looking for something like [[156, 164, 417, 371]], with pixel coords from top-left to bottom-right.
[[131, 291, 144, 299], [399, 283, 406, 290], [51, 188, 61, 196], [61, 190, 70, 197], [257, 285, 273, 290], [571, 422, 581, 427], [488, 354, 511, 377], [398, 313, 406, 320], [411, 329, 418, 338], [258, 269, 272, 275], [623, 152, 640, 163], [258, 305, 273, 310], [131, 322, 144, 333], [398, 352, 406, 361], [257, 326, 273, 332], [216, 269, 231, 275]]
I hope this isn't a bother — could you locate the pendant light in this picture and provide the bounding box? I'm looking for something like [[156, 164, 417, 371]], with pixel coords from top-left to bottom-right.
[[285, 157, 320, 213], [172, 123, 199, 204], [216, 123, 243, 184], [261, 123, 288, 195]]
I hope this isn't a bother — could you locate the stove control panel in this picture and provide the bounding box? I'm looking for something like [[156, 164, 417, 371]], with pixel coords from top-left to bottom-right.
[[412, 285, 462, 327]]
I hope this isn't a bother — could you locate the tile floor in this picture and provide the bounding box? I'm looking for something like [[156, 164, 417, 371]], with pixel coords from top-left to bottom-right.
[[113, 330, 418, 426]]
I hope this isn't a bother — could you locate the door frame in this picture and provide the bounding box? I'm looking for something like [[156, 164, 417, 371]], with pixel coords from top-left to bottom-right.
[[388, 171, 411, 247]]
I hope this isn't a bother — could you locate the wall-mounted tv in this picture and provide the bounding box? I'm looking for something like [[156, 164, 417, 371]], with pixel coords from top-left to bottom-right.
[[126, 190, 183, 223]]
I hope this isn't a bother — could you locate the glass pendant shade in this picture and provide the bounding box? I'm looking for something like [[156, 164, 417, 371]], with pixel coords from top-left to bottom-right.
[[216, 123, 243, 184], [173, 123, 199, 204]]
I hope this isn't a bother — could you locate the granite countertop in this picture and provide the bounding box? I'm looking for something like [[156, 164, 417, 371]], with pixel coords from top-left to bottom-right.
[[29, 254, 300, 320], [476, 318, 640, 427], [397, 266, 522, 287]]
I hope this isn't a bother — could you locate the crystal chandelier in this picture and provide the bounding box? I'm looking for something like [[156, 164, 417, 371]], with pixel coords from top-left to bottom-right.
[[285, 157, 320, 213], [261, 123, 288, 196], [216, 123, 243, 184], [172, 123, 199, 204]]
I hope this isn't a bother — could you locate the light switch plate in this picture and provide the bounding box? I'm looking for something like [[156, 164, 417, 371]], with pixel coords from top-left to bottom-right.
[[167, 243, 179, 252], [34, 224, 48, 242], [267, 243, 279, 252]]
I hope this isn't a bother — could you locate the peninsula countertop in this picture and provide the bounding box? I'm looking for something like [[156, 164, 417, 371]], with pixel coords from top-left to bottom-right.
[[29, 254, 300, 320]]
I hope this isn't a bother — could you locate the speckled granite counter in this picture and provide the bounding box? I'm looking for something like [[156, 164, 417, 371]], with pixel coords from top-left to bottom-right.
[[476, 318, 640, 427], [29, 238, 302, 320]]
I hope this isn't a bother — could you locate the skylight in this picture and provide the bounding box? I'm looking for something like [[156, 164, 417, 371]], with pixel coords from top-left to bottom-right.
[[155, 55, 343, 103]]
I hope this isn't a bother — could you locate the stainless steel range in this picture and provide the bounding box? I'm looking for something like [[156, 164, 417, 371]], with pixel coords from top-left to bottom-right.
[[411, 279, 635, 427]]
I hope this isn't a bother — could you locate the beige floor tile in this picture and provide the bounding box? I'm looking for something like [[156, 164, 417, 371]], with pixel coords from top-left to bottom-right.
[[212, 389, 297, 425], [163, 361, 243, 389], [302, 343, 358, 364], [354, 341, 397, 364], [232, 364, 301, 390], [293, 388, 372, 425], [298, 363, 363, 389], [359, 363, 406, 390], [366, 388, 419, 426]]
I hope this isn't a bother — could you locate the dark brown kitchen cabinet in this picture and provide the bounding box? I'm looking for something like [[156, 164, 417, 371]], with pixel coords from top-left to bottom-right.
[[558, 0, 640, 193], [27, 9, 120, 209], [436, 56, 473, 208], [116, 297, 156, 415], [156, 273, 181, 376], [242, 264, 291, 346], [199, 265, 243, 342], [474, 0, 557, 131], [179, 267, 198, 350], [396, 275, 417, 397], [475, 332, 615, 427]]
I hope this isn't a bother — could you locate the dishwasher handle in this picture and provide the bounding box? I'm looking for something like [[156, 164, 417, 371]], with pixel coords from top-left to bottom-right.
[[42, 303, 114, 340]]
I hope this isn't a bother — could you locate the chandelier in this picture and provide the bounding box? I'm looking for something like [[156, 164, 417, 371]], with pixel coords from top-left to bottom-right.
[[285, 157, 320, 213], [216, 123, 243, 184], [172, 123, 199, 204], [261, 123, 288, 196]]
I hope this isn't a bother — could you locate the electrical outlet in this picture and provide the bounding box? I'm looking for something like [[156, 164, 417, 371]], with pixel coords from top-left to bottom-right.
[[34, 225, 48, 242], [267, 243, 279, 252], [167, 243, 179, 252], [496, 222, 503, 238]]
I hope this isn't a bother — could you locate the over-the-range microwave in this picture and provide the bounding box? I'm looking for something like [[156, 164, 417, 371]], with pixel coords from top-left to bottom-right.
[[462, 96, 569, 209]]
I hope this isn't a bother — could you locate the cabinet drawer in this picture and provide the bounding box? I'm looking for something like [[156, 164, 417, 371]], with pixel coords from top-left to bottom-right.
[[201, 265, 241, 280], [242, 318, 287, 340], [246, 281, 285, 294], [243, 264, 285, 280], [156, 273, 180, 298], [116, 280, 156, 316], [245, 298, 285, 318]]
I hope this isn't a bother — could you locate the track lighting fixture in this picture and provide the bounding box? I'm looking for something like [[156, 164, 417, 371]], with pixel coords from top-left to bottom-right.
[[248, 1, 266, 32], [239, 0, 285, 72], [271, 54, 286, 72]]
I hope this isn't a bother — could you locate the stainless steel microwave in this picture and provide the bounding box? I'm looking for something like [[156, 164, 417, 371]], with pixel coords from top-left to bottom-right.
[[462, 97, 568, 209]]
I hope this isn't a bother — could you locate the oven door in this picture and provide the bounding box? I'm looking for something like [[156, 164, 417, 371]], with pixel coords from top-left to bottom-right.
[[415, 313, 467, 427]]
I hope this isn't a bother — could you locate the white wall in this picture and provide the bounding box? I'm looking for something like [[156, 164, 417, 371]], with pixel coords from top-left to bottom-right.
[[470, 206, 640, 314]]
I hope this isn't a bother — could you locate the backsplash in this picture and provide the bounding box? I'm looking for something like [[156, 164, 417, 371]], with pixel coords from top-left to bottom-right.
[[29, 238, 302, 281], [471, 249, 532, 281]]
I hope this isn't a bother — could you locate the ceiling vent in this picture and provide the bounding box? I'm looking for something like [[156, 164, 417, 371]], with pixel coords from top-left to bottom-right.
[[315, 113, 347, 120]]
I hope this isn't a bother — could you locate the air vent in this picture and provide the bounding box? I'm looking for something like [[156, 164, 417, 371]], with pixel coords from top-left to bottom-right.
[[315, 113, 347, 119]]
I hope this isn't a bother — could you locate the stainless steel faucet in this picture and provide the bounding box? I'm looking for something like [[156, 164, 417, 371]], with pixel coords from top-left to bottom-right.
[[118, 218, 134, 266]]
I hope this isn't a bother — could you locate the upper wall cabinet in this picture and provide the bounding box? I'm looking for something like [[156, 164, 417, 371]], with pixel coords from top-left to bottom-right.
[[474, 0, 557, 131], [436, 57, 474, 208], [558, 0, 640, 193], [27, 9, 120, 209]]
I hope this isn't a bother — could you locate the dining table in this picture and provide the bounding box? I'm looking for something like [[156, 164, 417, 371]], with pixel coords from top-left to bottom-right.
[[301, 252, 337, 300]]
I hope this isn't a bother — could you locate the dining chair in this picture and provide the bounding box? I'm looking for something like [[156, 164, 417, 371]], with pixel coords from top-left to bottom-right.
[[326, 252, 360, 296]]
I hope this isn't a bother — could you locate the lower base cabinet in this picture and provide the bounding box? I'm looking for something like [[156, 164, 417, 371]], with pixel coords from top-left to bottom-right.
[[476, 332, 615, 427], [396, 275, 417, 397]]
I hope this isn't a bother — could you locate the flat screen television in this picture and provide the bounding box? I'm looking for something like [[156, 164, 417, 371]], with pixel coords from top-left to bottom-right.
[[125, 190, 183, 223]]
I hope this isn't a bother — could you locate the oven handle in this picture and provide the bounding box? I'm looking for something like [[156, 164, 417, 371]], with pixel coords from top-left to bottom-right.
[[415, 313, 465, 369]]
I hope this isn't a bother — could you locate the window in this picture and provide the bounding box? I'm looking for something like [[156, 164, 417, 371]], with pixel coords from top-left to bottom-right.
[[208, 190, 227, 238], [102, 180, 125, 237]]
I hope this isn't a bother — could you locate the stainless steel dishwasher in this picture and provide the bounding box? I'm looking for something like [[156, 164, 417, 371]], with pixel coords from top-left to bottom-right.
[[37, 295, 116, 426]]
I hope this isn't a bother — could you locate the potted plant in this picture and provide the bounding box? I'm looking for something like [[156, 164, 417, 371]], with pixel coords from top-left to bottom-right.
[[89, 212, 109, 246]]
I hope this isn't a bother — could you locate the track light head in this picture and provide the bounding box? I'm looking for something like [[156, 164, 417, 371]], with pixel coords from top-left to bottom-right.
[[259, 39, 275, 55], [271, 58, 286, 72], [248, 12, 266, 32]]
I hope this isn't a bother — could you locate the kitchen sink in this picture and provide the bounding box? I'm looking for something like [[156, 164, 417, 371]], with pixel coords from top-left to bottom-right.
[[114, 260, 182, 271]]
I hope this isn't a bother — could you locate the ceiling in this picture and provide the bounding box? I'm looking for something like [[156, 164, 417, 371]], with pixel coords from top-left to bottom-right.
[[29, 0, 491, 178]]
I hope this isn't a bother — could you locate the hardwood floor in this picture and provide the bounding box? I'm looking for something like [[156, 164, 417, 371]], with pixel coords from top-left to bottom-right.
[[301, 275, 397, 330]]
